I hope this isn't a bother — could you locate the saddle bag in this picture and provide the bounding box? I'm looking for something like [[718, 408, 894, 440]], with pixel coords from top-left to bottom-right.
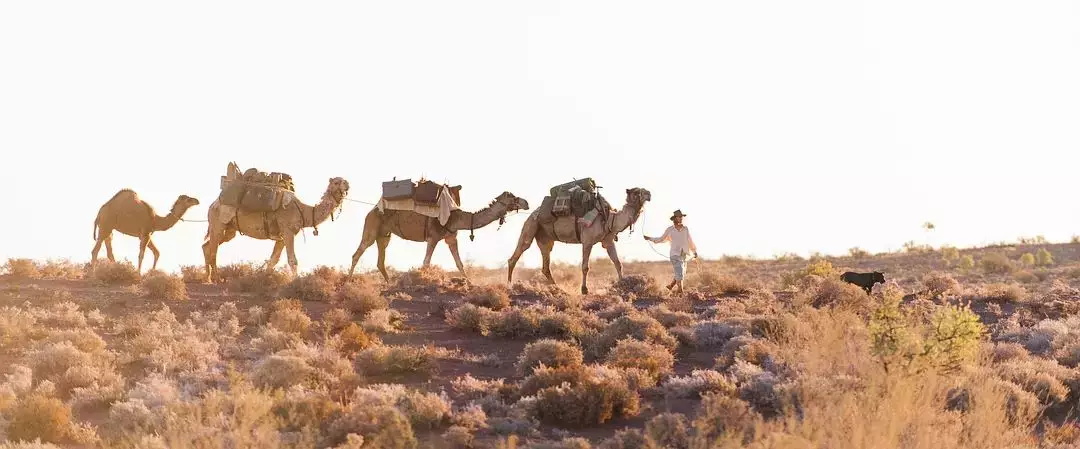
[[414, 180, 442, 205], [552, 194, 571, 216], [239, 184, 283, 212], [218, 178, 246, 207], [382, 178, 415, 200], [549, 178, 596, 197]]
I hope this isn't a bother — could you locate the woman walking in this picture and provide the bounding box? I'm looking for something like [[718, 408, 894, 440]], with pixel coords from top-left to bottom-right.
[[644, 209, 698, 293]]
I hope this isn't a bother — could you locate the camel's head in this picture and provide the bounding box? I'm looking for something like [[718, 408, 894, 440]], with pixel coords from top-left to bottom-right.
[[625, 188, 652, 208], [171, 195, 201, 216], [327, 177, 350, 202], [495, 191, 530, 212]]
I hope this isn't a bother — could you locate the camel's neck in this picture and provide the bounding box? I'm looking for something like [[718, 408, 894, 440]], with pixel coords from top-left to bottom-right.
[[151, 212, 183, 232], [298, 193, 342, 228], [447, 202, 508, 231], [609, 202, 643, 234]]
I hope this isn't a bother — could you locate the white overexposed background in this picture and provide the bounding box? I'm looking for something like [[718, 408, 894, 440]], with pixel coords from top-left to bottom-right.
[[1, 1, 1078, 273]]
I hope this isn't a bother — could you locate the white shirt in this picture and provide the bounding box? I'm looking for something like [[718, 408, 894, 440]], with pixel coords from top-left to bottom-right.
[[650, 225, 697, 257]]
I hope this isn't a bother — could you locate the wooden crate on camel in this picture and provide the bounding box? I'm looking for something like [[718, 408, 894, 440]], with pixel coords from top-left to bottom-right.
[[218, 162, 297, 213], [378, 177, 463, 226]]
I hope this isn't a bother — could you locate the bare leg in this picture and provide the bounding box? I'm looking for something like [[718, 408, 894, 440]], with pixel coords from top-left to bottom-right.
[[537, 236, 556, 285], [376, 235, 391, 282], [581, 243, 595, 295], [446, 235, 467, 277], [267, 241, 285, 269], [507, 221, 538, 284], [147, 239, 160, 271], [602, 239, 623, 280]]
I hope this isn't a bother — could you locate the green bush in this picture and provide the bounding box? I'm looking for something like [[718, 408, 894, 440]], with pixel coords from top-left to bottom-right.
[[1019, 253, 1036, 267], [980, 253, 1015, 274], [1037, 248, 1055, 266]]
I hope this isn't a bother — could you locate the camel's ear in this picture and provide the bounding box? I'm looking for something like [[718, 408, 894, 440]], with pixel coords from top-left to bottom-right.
[[626, 188, 632, 194]]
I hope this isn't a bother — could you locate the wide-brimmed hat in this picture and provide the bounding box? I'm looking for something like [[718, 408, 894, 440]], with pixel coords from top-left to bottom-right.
[[670, 209, 687, 220]]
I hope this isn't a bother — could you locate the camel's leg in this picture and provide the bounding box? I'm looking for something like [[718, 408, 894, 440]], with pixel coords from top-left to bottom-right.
[[581, 243, 596, 295], [137, 236, 149, 273], [349, 210, 382, 276], [507, 221, 539, 284], [422, 238, 439, 267], [537, 235, 556, 285], [446, 235, 467, 278], [283, 234, 299, 276], [104, 234, 115, 262], [91, 229, 108, 265], [376, 235, 391, 282], [602, 239, 623, 280], [147, 239, 161, 271], [203, 225, 237, 283], [267, 241, 285, 269]]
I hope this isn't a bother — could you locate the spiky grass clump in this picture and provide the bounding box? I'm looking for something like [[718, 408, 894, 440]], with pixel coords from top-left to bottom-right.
[[140, 271, 187, 301]]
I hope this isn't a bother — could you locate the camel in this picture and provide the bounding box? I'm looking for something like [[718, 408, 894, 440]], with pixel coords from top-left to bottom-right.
[[201, 177, 350, 283], [348, 191, 530, 281], [507, 187, 651, 294], [91, 190, 201, 272]]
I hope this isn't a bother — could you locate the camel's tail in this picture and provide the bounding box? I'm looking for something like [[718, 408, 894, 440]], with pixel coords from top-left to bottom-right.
[[92, 217, 98, 241]]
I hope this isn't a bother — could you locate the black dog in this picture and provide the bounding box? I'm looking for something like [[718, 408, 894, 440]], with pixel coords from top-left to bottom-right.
[[840, 271, 885, 294]]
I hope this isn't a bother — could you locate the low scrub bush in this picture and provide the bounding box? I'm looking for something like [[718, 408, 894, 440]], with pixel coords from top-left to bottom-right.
[[598, 314, 678, 353], [611, 274, 666, 299], [533, 375, 640, 427], [6, 395, 75, 444], [981, 253, 1016, 274], [604, 338, 675, 382], [356, 345, 438, 380], [336, 278, 388, 316], [281, 266, 343, 302], [90, 260, 140, 286], [466, 284, 512, 311], [4, 258, 41, 279], [516, 339, 585, 376], [447, 304, 496, 335], [140, 271, 187, 300], [690, 271, 756, 295], [179, 265, 206, 283], [227, 267, 290, 296]]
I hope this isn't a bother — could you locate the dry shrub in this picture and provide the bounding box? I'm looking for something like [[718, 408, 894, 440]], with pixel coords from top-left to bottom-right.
[[538, 308, 601, 341], [662, 370, 736, 399], [598, 314, 678, 353], [38, 260, 85, 280], [90, 260, 140, 286], [978, 283, 1029, 303], [690, 393, 761, 446], [140, 271, 187, 301], [396, 265, 452, 293], [981, 253, 1016, 274], [781, 259, 839, 289], [443, 425, 475, 448], [269, 300, 312, 335], [179, 265, 206, 283], [328, 395, 417, 448], [691, 320, 748, 348], [516, 339, 585, 376], [646, 305, 696, 328], [490, 306, 547, 339], [533, 375, 640, 427], [512, 281, 575, 308], [611, 274, 666, 299], [958, 255, 976, 270], [337, 323, 377, 357], [644, 413, 690, 449], [447, 304, 497, 335], [922, 272, 960, 298], [6, 395, 74, 444], [228, 267, 290, 296], [362, 309, 405, 334], [336, 278, 388, 316], [322, 308, 353, 332], [803, 279, 872, 314], [282, 266, 343, 302], [466, 284, 512, 311], [214, 262, 257, 283], [4, 258, 41, 279], [605, 338, 675, 382], [598, 429, 648, 449], [690, 270, 756, 295], [356, 345, 437, 380], [1013, 270, 1039, 284]]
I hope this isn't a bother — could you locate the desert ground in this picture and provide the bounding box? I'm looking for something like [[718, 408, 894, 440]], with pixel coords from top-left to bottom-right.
[[3, 239, 1080, 448]]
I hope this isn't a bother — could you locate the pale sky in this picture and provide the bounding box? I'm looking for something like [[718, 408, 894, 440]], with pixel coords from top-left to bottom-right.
[[2, 1, 1079, 273]]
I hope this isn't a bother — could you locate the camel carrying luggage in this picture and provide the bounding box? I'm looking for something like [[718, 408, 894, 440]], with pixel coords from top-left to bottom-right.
[[218, 162, 294, 212], [549, 178, 597, 217], [414, 180, 441, 205]]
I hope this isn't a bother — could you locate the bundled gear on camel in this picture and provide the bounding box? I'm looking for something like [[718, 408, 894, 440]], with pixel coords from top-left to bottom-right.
[[547, 177, 607, 224], [218, 162, 296, 213], [378, 177, 463, 226]]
